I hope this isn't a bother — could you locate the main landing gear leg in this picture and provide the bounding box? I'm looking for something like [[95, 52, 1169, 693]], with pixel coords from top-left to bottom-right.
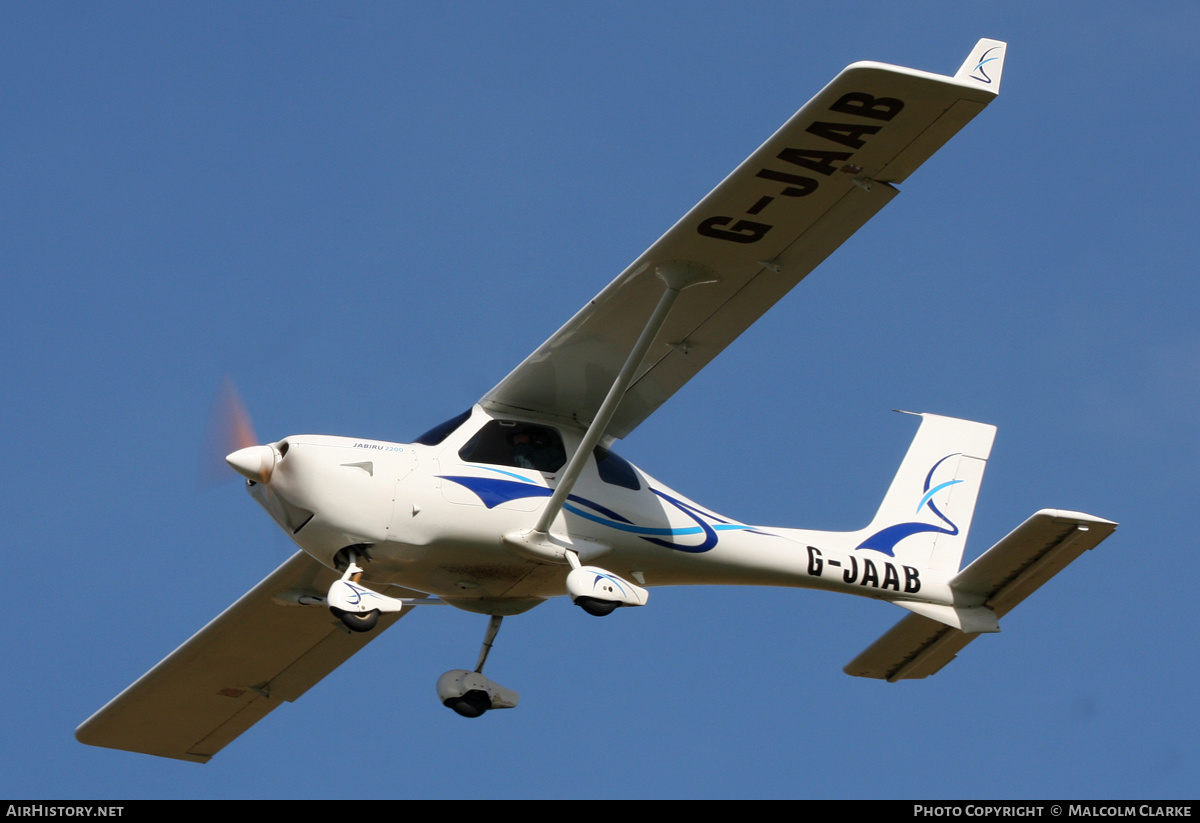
[[476, 615, 503, 674], [437, 615, 520, 718]]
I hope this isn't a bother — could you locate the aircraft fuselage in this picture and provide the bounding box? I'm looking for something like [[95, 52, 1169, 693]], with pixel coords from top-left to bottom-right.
[[249, 405, 954, 615]]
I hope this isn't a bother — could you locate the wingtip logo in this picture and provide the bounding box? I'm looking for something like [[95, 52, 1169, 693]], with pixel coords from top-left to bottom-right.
[[969, 46, 1003, 84], [855, 454, 963, 556]]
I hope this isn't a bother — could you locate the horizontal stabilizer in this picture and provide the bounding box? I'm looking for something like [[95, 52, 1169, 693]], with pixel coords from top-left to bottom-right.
[[844, 612, 976, 681], [75, 551, 417, 762], [892, 600, 999, 633], [845, 509, 1116, 681], [951, 509, 1116, 617]]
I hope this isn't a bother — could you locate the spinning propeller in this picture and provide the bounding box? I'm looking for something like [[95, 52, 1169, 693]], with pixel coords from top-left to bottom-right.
[[200, 376, 274, 486]]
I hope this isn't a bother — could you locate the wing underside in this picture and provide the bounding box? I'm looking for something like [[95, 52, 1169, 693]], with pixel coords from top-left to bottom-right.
[[75, 551, 416, 762], [482, 41, 1006, 438]]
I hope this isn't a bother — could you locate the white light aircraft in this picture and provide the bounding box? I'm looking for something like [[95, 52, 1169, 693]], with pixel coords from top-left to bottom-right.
[[77, 39, 1116, 763]]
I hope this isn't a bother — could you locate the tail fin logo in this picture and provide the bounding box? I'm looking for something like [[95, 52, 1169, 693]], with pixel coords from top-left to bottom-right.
[[855, 454, 963, 556], [969, 46, 1003, 84]]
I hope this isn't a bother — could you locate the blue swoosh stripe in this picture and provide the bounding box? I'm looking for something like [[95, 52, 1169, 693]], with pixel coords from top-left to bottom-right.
[[916, 479, 962, 514], [439, 474, 751, 553], [563, 503, 702, 536]]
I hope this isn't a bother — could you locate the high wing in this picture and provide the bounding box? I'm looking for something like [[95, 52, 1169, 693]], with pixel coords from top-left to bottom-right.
[[844, 509, 1118, 681], [75, 551, 419, 762], [482, 39, 1006, 438]]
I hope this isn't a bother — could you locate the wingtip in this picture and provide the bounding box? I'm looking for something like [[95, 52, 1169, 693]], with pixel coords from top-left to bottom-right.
[[954, 38, 1007, 93]]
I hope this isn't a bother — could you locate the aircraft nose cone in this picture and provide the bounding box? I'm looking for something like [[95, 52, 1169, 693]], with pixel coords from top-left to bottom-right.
[[226, 445, 277, 483]]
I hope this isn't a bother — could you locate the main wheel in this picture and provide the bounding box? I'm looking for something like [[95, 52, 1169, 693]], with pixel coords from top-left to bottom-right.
[[444, 689, 491, 718], [575, 596, 620, 617], [331, 607, 380, 633]]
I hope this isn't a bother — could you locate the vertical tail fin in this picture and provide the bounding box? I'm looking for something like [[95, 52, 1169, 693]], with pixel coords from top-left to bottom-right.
[[854, 412, 996, 575]]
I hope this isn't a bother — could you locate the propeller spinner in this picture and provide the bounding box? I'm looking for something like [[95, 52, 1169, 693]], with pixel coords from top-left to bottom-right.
[[225, 444, 277, 484]]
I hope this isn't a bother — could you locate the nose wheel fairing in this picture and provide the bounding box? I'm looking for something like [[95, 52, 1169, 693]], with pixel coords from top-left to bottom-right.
[[326, 560, 406, 632]]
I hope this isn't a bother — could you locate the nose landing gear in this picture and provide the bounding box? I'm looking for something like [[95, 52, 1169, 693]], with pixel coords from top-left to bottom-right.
[[437, 615, 519, 717]]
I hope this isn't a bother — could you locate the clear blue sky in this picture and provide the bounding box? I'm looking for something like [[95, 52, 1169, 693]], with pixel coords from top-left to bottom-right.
[[2, 2, 1196, 799]]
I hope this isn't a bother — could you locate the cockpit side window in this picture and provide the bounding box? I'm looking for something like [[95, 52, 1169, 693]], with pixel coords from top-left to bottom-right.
[[459, 420, 567, 473], [413, 409, 473, 446], [594, 445, 641, 490]]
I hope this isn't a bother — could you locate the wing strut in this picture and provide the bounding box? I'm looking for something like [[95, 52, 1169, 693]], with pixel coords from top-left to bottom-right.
[[532, 262, 715, 540]]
